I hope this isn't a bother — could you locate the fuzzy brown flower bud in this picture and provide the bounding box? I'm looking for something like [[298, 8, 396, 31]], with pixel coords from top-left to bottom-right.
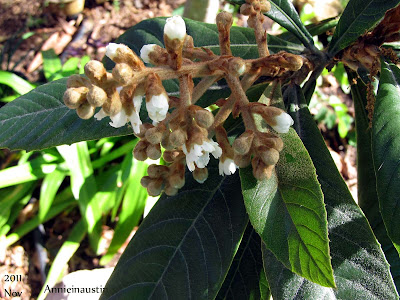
[[67, 74, 88, 88], [193, 167, 208, 184], [146, 143, 162, 160], [76, 102, 95, 119], [252, 157, 274, 180], [63, 87, 88, 109], [87, 86, 107, 107], [112, 63, 134, 86], [145, 127, 164, 145], [140, 176, 152, 188], [233, 130, 254, 155], [147, 178, 164, 196], [165, 185, 178, 196], [258, 146, 280, 166], [169, 128, 187, 148], [234, 153, 252, 168], [147, 164, 169, 179], [194, 109, 214, 129], [84, 60, 107, 84]]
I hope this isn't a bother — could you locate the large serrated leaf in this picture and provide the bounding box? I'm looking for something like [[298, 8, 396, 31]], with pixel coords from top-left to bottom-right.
[[262, 83, 398, 299], [328, 0, 400, 55], [372, 60, 400, 256], [0, 18, 303, 152], [216, 224, 270, 300], [350, 70, 400, 291], [240, 83, 334, 288], [100, 159, 248, 299]]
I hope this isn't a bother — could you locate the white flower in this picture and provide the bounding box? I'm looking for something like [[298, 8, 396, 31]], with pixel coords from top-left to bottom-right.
[[105, 43, 123, 60], [182, 140, 222, 171], [164, 16, 186, 41], [146, 94, 169, 124], [94, 92, 143, 134], [219, 158, 238, 176], [271, 112, 294, 133], [140, 44, 157, 64]]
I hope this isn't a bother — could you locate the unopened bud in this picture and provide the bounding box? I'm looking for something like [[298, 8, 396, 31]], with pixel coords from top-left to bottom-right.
[[163, 150, 182, 163], [216, 11, 233, 32], [140, 176, 152, 188], [240, 3, 253, 15], [169, 128, 187, 147], [76, 102, 95, 119], [147, 164, 169, 178], [140, 44, 158, 64], [146, 143, 162, 160], [87, 86, 107, 107], [106, 43, 143, 69], [63, 87, 88, 109], [133, 140, 148, 161], [112, 63, 134, 85], [194, 109, 214, 128], [229, 58, 246, 76], [102, 89, 122, 116], [145, 127, 163, 145], [169, 171, 185, 189], [161, 132, 174, 150], [84, 60, 107, 84], [261, 136, 284, 152], [234, 153, 251, 168], [67, 75, 88, 88], [260, 0, 271, 12], [252, 157, 274, 180], [233, 130, 254, 155], [164, 16, 186, 41], [258, 147, 280, 166], [165, 185, 178, 196], [147, 178, 164, 196], [193, 167, 208, 184]]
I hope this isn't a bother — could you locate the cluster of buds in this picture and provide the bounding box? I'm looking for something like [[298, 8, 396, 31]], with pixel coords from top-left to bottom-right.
[[63, 0, 309, 196]]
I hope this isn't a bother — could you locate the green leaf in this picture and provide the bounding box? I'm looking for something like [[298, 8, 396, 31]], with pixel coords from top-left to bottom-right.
[[101, 160, 248, 299], [350, 70, 400, 291], [216, 224, 270, 300], [101, 155, 148, 265], [328, 0, 400, 55], [38, 219, 86, 300], [263, 83, 398, 299], [0, 183, 35, 229], [0, 70, 35, 95], [57, 142, 101, 253], [240, 83, 334, 288], [38, 168, 66, 222], [5, 196, 76, 247], [0, 153, 59, 188], [372, 60, 400, 255], [278, 17, 339, 43], [42, 49, 63, 82]]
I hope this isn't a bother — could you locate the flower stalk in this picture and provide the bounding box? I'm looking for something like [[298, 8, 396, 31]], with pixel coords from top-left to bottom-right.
[[62, 1, 308, 196]]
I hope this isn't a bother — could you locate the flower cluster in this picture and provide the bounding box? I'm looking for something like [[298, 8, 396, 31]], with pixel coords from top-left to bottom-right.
[[63, 0, 306, 196]]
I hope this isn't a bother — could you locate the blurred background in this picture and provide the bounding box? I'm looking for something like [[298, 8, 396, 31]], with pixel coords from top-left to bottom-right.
[[0, 0, 355, 299]]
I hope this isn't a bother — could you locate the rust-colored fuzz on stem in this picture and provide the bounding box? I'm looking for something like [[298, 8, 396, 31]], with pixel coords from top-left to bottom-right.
[[62, 8, 307, 196]]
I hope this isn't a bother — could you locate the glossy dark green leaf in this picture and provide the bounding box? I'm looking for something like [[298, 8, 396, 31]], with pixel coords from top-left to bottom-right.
[[328, 0, 400, 55], [240, 84, 334, 288], [351, 70, 400, 291], [216, 224, 270, 300], [263, 83, 398, 299], [101, 159, 248, 299], [372, 60, 400, 256]]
